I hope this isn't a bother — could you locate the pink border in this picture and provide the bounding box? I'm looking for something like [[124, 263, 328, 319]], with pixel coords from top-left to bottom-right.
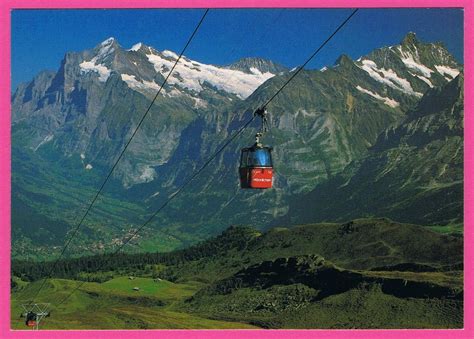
[[1, 0, 472, 338]]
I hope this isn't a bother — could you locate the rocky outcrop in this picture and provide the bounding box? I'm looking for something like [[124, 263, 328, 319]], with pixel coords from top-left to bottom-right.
[[204, 255, 462, 300]]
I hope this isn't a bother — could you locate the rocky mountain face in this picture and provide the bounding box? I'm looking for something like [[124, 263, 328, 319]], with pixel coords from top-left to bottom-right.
[[11, 32, 463, 258], [277, 73, 463, 227], [228, 57, 288, 74], [140, 32, 462, 233], [12, 37, 281, 186]]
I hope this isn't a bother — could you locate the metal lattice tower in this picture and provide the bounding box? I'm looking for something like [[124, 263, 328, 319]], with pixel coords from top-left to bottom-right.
[[20, 303, 50, 330]]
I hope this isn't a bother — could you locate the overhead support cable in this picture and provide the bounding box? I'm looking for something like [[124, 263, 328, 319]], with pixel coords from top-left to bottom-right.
[[54, 8, 360, 307], [28, 8, 210, 303], [34, 8, 360, 309], [55, 112, 256, 307], [262, 9, 359, 108]]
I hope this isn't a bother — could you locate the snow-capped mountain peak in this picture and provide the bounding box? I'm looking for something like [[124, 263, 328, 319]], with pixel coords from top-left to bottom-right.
[[95, 37, 120, 60], [78, 37, 120, 82], [76, 38, 281, 99], [128, 42, 143, 52], [101, 37, 116, 44], [143, 48, 277, 99], [351, 32, 461, 100], [162, 49, 180, 59]]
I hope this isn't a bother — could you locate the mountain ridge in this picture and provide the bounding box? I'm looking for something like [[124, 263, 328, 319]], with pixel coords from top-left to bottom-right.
[[11, 32, 463, 259], [276, 73, 463, 227]]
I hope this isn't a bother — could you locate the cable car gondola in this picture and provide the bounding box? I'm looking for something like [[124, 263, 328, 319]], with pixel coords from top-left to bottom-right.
[[25, 311, 37, 327], [239, 108, 273, 189]]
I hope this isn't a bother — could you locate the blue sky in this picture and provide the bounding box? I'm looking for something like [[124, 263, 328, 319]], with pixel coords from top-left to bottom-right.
[[11, 8, 463, 91]]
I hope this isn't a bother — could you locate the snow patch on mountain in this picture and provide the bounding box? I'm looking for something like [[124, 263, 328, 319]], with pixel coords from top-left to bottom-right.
[[249, 67, 263, 75], [79, 38, 116, 82], [34, 134, 54, 151], [80, 60, 111, 82], [398, 48, 434, 78], [98, 38, 115, 56], [166, 88, 183, 97], [121, 73, 160, 92], [162, 50, 179, 59], [145, 49, 275, 99], [356, 85, 400, 108], [128, 42, 143, 51], [435, 65, 460, 80], [101, 37, 115, 46], [358, 59, 423, 97], [409, 72, 434, 88]]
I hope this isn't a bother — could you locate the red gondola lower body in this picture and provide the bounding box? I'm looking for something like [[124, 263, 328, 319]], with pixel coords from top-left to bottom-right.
[[239, 167, 273, 189]]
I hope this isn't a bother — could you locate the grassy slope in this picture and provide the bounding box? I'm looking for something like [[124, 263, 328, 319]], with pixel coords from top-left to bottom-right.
[[277, 286, 463, 329], [15, 274, 457, 330], [159, 219, 463, 329], [159, 218, 462, 285], [11, 277, 258, 330], [184, 284, 462, 329], [11, 218, 463, 329]]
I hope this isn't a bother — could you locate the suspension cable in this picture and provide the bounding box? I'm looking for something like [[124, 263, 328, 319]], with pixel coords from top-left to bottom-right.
[[27, 9, 210, 303], [54, 113, 256, 307], [262, 9, 358, 108], [31, 8, 359, 308]]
